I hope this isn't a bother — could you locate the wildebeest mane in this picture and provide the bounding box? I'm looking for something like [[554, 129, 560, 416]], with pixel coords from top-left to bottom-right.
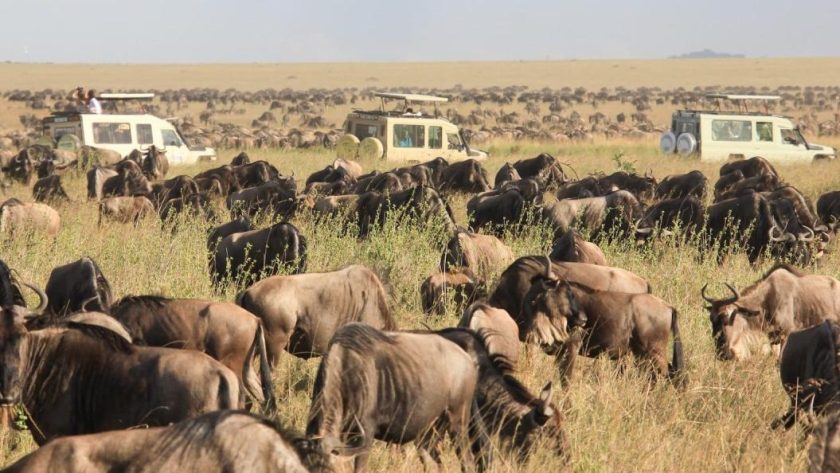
[[65, 321, 134, 354], [110, 294, 172, 314]]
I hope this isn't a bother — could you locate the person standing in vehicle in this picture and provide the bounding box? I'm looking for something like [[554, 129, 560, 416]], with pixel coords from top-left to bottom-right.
[[87, 90, 102, 114]]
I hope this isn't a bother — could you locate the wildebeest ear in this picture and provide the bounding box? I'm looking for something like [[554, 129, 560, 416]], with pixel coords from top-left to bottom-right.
[[539, 382, 554, 404], [727, 312, 738, 326]]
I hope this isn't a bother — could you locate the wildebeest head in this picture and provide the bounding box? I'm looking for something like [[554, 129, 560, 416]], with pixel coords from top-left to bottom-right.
[[0, 307, 28, 405], [701, 283, 762, 361], [523, 257, 587, 350], [509, 382, 567, 459]]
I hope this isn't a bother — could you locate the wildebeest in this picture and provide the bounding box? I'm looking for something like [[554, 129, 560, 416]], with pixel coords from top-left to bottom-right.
[[237, 265, 394, 364], [32, 175, 69, 203], [141, 145, 169, 180], [393, 156, 449, 188], [540, 190, 642, 239], [0, 199, 61, 238], [357, 186, 455, 238], [715, 173, 780, 202], [713, 170, 745, 201], [439, 158, 491, 193], [109, 295, 275, 410], [818, 190, 840, 230], [0, 259, 26, 308], [549, 230, 607, 266], [467, 188, 526, 235], [488, 256, 651, 338], [354, 171, 403, 194], [211, 221, 307, 286], [458, 302, 520, 365], [305, 323, 490, 472], [98, 195, 155, 225], [194, 175, 226, 199], [194, 165, 241, 195], [227, 181, 297, 219], [44, 257, 112, 316], [703, 191, 780, 263], [231, 150, 251, 166], [207, 217, 253, 250], [1, 410, 328, 473], [149, 174, 200, 207], [86, 166, 119, 200], [720, 156, 779, 179], [809, 411, 840, 472], [420, 268, 486, 316], [556, 176, 610, 200], [159, 193, 217, 222], [771, 321, 840, 431], [440, 229, 514, 280], [0, 311, 242, 444], [494, 162, 522, 188], [655, 170, 708, 201], [102, 159, 153, 198], [1, 149, 35, 185], [233, 160, 283, 188], [521, 263, 684, 384], [498, 178, 541, 203], [701, 264, 840, 361], [511, 153, 566, 189], [596, 171, 657, 202], [635, 196, 705, 239]]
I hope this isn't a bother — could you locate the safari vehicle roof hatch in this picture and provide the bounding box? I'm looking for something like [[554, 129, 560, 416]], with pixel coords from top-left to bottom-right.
[[705, 93, 782, 114], [374, 92, 448, 118]]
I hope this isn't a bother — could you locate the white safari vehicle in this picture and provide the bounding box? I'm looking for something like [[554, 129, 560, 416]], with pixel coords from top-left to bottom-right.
[[41, 93, 216, 165], [660, 94, 836, 163], [336, 92, 487, 162]]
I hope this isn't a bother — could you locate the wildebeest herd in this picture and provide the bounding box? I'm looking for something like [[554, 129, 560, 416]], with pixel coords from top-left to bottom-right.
[[3, 147, 840, 471]]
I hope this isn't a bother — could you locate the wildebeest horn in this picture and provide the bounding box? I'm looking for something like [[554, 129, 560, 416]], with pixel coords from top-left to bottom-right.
[[22, 282, 48, 313], [544, 254, 553, 280], [701, 283, 739, 305], [80, 296, 99, 312], [768, 225, 794, 242], [798, 226, 815, 242]]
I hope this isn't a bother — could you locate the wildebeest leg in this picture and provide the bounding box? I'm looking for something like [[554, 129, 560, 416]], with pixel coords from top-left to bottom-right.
[[415, 429, 444, 472], [556, 337, 582, 387]]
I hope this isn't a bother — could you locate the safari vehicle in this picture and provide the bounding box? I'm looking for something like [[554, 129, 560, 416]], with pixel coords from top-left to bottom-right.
[[660, 94, 836, 163], [41, 93, 216, 165], [336, 92, 487, 162]]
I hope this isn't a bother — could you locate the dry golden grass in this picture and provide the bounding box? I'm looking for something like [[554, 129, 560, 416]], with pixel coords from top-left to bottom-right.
[[0, 140, 839, 471]]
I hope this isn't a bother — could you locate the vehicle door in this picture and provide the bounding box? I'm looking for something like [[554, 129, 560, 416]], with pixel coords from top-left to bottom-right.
[[753, 120, 778, 159], [778, 127, 811, 162], [160, 128, 186, 164]]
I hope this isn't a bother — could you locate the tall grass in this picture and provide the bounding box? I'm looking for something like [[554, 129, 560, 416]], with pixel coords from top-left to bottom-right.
[[2, 141, 839, 470]]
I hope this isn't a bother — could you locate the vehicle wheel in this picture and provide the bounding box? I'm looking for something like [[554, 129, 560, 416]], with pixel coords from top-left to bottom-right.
[[659, 131, 676, 154], [814, 154, 834, 162], [676, 133, 697, 155], [33, 136, 55, 149], [358, 137, 384, 160], [57, 134, 81, 153], [336, 134, 360, 160]]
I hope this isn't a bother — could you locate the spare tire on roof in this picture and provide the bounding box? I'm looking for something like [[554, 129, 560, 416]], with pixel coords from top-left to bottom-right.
[[676, 133, 698, 155], [659, 131, 676, 154]]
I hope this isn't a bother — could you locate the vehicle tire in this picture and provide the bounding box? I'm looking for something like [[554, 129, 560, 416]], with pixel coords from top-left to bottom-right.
[[336, 134, 360, 160], [659, 131, 676, 154], [57, 134, 82, 152], [814, 154, 834, 163], [34, 136, 55, 148], [358, 137, 384, 160], [676, 133, 697, 155]]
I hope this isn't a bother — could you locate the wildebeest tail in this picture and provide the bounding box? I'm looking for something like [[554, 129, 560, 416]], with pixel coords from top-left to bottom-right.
[[217, 372, 237, 410], [242, 322, 276, 414], [669, 309, 686, 387], [305, 356, 329, 437]]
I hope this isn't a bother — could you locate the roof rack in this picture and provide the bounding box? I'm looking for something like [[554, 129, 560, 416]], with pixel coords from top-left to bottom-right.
[[705, 93, 781, 114], [375, 92, 448, 118], [98, 93, 155, 101]]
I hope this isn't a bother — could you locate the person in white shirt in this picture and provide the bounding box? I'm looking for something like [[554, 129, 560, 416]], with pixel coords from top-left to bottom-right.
[[87, 90, 102, 114]]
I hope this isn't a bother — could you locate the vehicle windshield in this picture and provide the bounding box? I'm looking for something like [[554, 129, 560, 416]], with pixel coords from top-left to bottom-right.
[[795, 128, 809, 146], [781, 128, 804, 146]]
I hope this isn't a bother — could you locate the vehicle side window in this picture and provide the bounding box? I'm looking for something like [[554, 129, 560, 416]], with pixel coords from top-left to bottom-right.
[[756, 122, 773, 142], [429, 127, 443, 149], [447, 133, 462, 150], [161, 129, 182, 147], [711, 119, 752, 142], [93, 123, 132, 145], [781, 129, 802, 146], [393, 124, 425, 148], [137, 124, 154, 145], [355, 124, 379, 140]]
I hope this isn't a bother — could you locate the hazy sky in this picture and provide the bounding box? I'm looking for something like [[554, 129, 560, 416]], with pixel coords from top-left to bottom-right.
[[2, 0, 838, 63]]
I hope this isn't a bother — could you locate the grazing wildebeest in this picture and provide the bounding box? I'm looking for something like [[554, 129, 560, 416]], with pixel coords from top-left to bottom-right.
[[237, 265, 394, 364], [467, 188, 526, 235], [109, 295, 275, 410], [0, 199, 61, 238], [102, 159, 153, 198], [141, 145, 169, 180], [231, 150, 251, 166], [458, 302, 520, 365], [499, 178, 541, 203], [770, 321, 840, 431], [194, 175, 226, 199], [194, 165, 241, 195], [44, 257, 112, 316], [98, 195, 155, 225], [0, 312, 242, 444], [439, 159, 491, 193], [86, 166, 119, 200], [357, 186, 455, 238], [488, 256, 650, 338], [149, 174, 200, 207], [703, 191, 782, 263], [354, 171, 403, 194], [540, 190, 642, 239], [715, 173, 780, 202], [549, 230, 607, 266], [522, 263, 684, 384], [305, 323, 490, 472], [207, 217, 253, 251], [436, 328, 567, 462], [0, 410, 328, 473], [494, 162, 522, 188], [440, 230, 514, 280], [420, 268, 486, 316], [211, 222, 307, 286], [818, 191, 840, 230], [393, 157, 449, 188], [227, 181, 297, 219], [159, 193, 217, 222], [701, 264, 840, 361], [809, 411, 840, 472], [713, 170, 746, 201], [1, 149, 35, 185], [556, 176, 610, 200], [655, 170, 708, 201], [233, 160, 283, 188], [32, 175, 69, 203], [634, 196, 705, 239], [512, 153, 566, 189], [596, 171, 657, 202], [719, 156, 779, 179], [307, 194, 362, 223]]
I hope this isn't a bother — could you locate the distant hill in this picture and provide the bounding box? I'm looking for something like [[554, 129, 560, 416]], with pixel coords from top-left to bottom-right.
[[669, 49, 745, 59]]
